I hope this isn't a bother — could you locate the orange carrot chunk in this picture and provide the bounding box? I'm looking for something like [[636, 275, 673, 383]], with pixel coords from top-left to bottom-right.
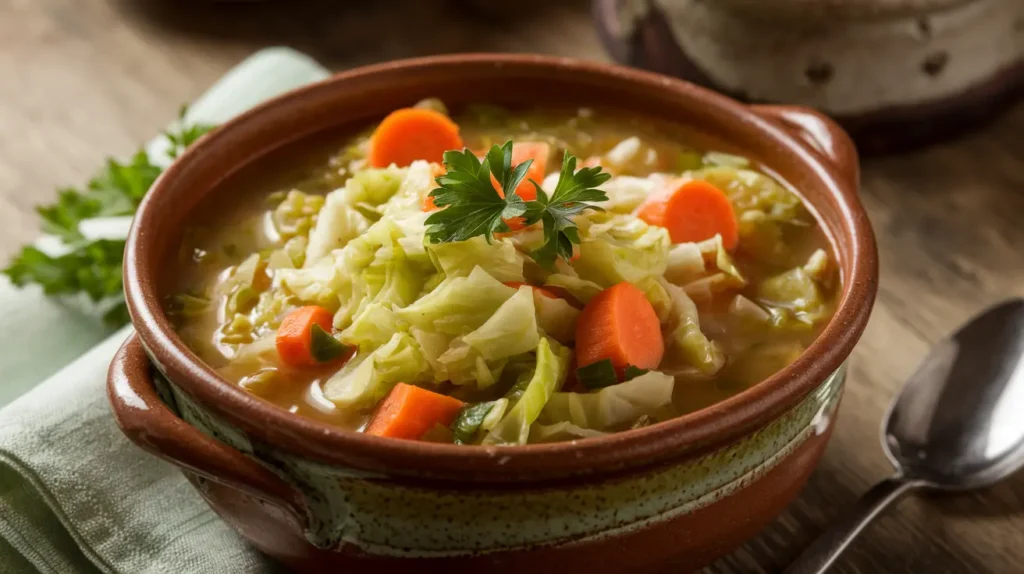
[[491, 141, 550, 202], [276, 306, 338, 368], [365, 383, 466, 440], [367, 108, 464, 168], [575, 282, 664, 377], [636, 179, 739, 250]]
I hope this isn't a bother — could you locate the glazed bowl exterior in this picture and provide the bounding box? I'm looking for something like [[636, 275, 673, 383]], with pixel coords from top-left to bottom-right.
[[108, 54, 877, 573]]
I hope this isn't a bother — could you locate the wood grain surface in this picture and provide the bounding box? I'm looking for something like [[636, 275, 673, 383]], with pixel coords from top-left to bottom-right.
[[2, 1, 1022, 572]]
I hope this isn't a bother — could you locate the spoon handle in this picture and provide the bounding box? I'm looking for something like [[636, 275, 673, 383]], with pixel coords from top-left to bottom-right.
[[785, 476, 920, 574]]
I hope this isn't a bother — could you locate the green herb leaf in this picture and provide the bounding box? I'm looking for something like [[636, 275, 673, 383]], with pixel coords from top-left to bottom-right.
[[522, 151, 610, 269], [425, 142, 607, 268], [450, 401, 497, 445], [309, 323, 350, 363], [1, 106, 215, 328], [425, 143, 526, 243], [576, 359, 619, 390]]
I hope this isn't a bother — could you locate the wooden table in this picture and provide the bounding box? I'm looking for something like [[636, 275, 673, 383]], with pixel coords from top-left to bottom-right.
[[2, 1, 1022, 572]]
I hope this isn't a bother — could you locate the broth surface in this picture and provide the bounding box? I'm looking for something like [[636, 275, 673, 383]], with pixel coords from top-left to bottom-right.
[[168, 104, 839, 440]]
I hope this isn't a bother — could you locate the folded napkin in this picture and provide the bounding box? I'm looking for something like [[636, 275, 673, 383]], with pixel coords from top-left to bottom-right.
[[0, 47, 329, 574]]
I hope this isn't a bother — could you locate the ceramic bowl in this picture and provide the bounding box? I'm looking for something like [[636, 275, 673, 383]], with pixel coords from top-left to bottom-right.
[[107, 54, 877, 573]]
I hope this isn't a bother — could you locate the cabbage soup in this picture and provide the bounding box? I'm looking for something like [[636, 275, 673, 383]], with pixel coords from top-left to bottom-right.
[[166, 100, 839, 445]]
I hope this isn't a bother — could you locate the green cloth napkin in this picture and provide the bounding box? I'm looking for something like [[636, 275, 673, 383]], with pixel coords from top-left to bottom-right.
[[0, 47, 330, 573]]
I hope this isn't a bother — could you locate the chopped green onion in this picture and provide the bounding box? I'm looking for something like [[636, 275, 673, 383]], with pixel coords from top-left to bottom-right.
[[576, 359, 618, 390], [309, 323, 349, 363], [624, 365, 650, 380], [450, 401, 498, 445]]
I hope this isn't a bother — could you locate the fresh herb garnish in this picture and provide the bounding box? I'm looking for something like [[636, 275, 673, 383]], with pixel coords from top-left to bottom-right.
[[450, 401, 498, 445], [2, 108, 215, 326], [624, 365, 650, 379], [577, 360, 650, 390], [425, 141, 609, 268], [309, 323, 350, 363]]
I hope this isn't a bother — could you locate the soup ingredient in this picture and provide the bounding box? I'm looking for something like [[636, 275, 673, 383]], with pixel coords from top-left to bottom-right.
[[575, 282, 664, 377], [575, 359, 650, 390], [450, 400, 501, 444], [483, 338, 570, 445], [503, 281, 559, 300], [364, 382, 465, 439], [541, 370, 675, 431], [275, 306, 343, 367], [425, 141, 610, 268], [367, 108, 464, 168], [3, 108, 214, 326], [636, 180, 738, 249], [492, 141, 550, 201]]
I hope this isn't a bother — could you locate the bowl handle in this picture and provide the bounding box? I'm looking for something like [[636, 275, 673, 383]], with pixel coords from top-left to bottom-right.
[[750, 105, 860, 193], [107, 333, 305, 522]]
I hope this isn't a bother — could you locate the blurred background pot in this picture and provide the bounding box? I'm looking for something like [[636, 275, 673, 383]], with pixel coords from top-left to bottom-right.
[[594, 0, 1024, 153]]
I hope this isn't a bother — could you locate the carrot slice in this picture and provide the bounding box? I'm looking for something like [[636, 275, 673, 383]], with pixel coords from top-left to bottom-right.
[[365, 383, 466, 440], [636, 179, 739, 250], [276, 306, 336, 368], [491, 141, 550, 202], [367, 108, 463, 168], [575, 282, 664, 377]]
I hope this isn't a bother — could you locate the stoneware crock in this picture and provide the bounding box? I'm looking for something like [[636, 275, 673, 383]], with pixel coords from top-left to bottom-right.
[[594, 0, 1024, 153], [107, 54, 878, 573]]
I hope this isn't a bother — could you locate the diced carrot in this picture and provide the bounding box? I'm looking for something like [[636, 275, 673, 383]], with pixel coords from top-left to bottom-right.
[[421, 163, 447, 212], [276, 306, 336, 368], [636, 179, 739, 250], [504, 281, 559, 299], [575, 282, 664, 377], [491, 141, 550, 202], [367, 108, 464, 168], [364, 383, 466, 440]]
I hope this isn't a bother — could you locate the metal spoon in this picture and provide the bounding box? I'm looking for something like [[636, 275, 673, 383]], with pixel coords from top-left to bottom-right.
[[786, 299, 1024, 574]]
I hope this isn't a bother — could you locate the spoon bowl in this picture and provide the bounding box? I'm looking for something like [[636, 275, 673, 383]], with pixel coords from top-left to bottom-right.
[[788, 298, 1024, 573], [884, 299, 1024, 490]]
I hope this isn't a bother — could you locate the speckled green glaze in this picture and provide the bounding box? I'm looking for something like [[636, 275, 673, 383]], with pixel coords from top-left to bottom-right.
[[152, 363, 845, 557]]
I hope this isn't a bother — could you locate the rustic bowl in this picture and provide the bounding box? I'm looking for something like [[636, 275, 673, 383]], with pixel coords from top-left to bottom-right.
[[107, 54, 877, 573]]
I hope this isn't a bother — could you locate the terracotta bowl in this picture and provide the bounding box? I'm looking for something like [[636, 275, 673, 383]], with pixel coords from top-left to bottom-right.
[[107, 54, 877, 573]]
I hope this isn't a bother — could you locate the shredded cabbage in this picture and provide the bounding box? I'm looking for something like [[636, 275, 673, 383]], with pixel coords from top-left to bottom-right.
[[658, 278, 725, 377], [463, 286, 540, 360], [304, 190, 371, 265], [573, 213, 670, 286], [322, 332, 431, 408], [533, 291, 580, 343], [428, 236, 525, 283], [482, 338, 571, 445], [540, 370, 674, 431], [395, 267, 516, 335]]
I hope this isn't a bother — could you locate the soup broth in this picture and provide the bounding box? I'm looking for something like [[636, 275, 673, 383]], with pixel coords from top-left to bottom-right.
[[167, 102, 838, 444]]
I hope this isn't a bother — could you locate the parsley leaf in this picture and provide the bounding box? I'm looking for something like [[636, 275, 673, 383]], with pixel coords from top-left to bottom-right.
[[523, 151, 610, 268], [2, 107, 215, 327], [425, 142, 528, 243], [425, 141, 608, 268]]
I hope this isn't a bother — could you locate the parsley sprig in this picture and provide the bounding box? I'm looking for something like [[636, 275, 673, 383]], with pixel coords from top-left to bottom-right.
[[425, 141, 610, 268], [3, 107, 215, 326]]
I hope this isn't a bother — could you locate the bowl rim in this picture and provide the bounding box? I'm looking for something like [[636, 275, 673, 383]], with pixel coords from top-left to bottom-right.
[[123, 53, 877, 480]]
